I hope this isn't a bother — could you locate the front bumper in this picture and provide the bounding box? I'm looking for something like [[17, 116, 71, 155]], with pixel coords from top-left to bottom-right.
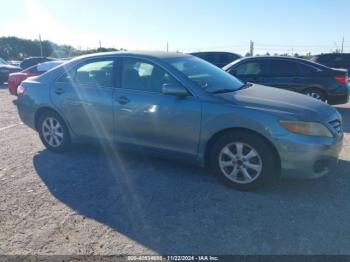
[[274, 133, 343, 179]]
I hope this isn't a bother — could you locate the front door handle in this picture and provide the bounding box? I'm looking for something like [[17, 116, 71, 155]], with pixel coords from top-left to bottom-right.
[[116, 96, 130, 105], [55, 88, 65, 95]]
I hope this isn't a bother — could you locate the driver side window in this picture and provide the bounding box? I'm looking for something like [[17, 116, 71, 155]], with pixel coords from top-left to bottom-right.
[[121, 58, 178, 93], [231, 61, 269, 77]]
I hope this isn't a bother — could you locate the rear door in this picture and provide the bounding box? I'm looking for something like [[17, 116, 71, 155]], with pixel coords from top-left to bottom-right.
[[51, 58, 117, 140], [267, 60, 304, 92]]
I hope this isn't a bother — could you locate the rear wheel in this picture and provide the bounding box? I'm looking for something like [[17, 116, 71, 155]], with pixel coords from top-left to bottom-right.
[[38, 111, 71, 152], [209, 132, 278, 191], [302, 88, 326, 102]]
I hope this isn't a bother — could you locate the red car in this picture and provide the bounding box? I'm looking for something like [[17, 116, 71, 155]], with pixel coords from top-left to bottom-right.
[[8, 60, 63, 95]]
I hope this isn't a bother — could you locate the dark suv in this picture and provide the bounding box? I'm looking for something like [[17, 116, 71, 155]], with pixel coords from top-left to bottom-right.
[[311, 53, 350, 73], [223, 56, 349, 105], [20, 57, 54, 70], [190, 51, 241, 68]]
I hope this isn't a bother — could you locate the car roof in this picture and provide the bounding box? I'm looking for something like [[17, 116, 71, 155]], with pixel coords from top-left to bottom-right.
[[190, 51, 241, 56], [313, 53, 350, 57], [223, 55, 328, 70], [71, 51, 190, 62], [236, 56, 309, 62], [36, 60, 65, 71], [22, 57, 51, 61]]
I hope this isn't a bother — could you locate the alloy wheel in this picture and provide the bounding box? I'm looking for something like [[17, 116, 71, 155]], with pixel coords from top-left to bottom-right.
[[218, 142, 263, 184], [42, 117, 64, 148], [306, 92, 322, 100]]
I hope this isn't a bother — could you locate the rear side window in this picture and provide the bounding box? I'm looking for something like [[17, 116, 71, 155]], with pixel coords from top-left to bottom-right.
[[220, 53, 240, 66], [298, 63, 319, 75], [57, 59, 115, 87], [76, 61, 113, 87], [231, 61, 269, 76], [269, 60, 300, 76]]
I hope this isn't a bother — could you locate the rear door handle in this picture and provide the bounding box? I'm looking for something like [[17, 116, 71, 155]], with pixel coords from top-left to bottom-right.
[[116, 96, 130, 105], [55, 88, 65, 95]]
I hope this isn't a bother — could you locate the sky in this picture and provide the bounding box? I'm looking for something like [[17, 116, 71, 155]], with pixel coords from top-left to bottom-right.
[[1, 0, 350, 55]]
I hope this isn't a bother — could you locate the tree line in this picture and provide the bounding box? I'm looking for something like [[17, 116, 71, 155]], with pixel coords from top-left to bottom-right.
[[0, 36, 120, 60]]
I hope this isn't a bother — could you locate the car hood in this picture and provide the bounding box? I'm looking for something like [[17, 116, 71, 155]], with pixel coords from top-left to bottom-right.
[[216, 84, 337, 121]]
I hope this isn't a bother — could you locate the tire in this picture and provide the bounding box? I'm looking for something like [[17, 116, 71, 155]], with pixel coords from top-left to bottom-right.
[[37, 111, 71, 153], [302, 88, 326, 102], [209, 131, 278, 191]]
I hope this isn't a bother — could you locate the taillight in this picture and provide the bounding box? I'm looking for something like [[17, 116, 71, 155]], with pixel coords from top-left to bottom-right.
[[17, 85, 26, 96], [335, 75, 348, 84]]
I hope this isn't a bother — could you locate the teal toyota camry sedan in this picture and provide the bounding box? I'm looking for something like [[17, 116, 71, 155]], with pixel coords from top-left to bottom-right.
[[16, 52, 344, 191]]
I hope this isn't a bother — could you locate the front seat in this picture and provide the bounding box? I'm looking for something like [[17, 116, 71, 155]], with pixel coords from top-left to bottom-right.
[[123, 69, 144, 90]]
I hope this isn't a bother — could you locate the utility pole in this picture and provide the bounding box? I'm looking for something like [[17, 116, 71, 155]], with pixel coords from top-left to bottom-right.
[[39, 34, 43, 57], [166, 41, 169, 52], [249, 40, 254, 56], [334, 42, 339, 53], [99, 40, 102, 49], [341, 37, 344, 53]]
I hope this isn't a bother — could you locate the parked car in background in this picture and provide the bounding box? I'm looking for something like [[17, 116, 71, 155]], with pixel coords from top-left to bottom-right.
[[190, 51, 241, 68], [20, 57, 54, 70], [16, 52, 343, 191], [224, 56, 349, 105], [8, 60, 64, 96], [311, 53, 350, 73], [7, 60, 21, 67], [0, 58, 21, 84]]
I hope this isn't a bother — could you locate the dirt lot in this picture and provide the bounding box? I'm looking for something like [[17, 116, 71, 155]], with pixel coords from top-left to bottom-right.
[[0, 83, 350, 255]]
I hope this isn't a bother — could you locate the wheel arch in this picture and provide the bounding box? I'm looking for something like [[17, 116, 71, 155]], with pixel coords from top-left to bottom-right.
[[34, 106, 69, 132], [204, 127, 281, 171], [301, 86, 327, 100]]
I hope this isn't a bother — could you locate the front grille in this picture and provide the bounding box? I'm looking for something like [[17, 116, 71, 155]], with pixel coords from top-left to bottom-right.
[[329, 119, 342, 135]]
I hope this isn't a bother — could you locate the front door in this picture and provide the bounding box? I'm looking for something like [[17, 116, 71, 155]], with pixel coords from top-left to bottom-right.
[[113, 57, 201, 157], [229, 60, 270, 86]]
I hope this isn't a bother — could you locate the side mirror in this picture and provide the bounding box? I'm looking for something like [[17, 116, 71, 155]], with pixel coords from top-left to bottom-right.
[[161, 83, 189, 97]]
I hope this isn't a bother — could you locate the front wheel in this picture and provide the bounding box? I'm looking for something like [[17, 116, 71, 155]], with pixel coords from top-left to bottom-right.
[[209, 132, 279, 191], [38, 111, 71, 153]]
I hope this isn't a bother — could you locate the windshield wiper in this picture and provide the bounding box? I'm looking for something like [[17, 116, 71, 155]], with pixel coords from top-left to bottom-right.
[[211, 83, 254, 94], [211, 88, 236, 94]]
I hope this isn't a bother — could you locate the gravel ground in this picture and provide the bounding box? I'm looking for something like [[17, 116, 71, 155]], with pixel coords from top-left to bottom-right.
[[0, 83, 350, 255]]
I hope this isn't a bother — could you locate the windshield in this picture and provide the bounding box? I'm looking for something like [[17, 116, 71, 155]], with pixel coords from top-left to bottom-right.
[[166, 56, 243, 93]]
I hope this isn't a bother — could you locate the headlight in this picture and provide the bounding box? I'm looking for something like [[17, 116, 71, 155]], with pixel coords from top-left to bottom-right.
[[279, 120, 333, 137]]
